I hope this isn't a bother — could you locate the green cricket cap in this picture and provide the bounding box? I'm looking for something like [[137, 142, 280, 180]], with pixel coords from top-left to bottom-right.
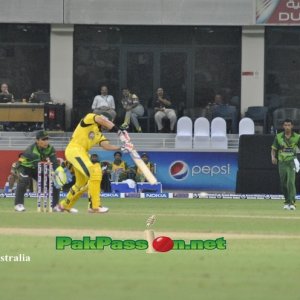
[[36, 130, 49, 140]]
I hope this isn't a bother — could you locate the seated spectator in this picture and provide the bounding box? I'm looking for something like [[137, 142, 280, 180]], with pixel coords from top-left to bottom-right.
[[205, 93, 225, 120], [154, 87, 177, 133], [0, 83, 15, 130], [111, 151, 129, 182], [0, 83, 14, 103], [92, 85, 116, 121], [134, 153, 154, 182], [208, 93, 238, 133], [120, 88, 144, 132], [207, 93, 225, 108]]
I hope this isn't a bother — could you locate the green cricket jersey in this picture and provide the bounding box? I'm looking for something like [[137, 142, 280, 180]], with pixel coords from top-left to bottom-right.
[[272, 132, 300, 162], [19, 143, 59, 170]]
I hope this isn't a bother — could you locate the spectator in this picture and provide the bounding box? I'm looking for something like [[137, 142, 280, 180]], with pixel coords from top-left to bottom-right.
[[0, 83, 15, 130], [206, 93, 225, 109], [111, 151, 129, 182], [0, 83, 14, 103], [120, 88, 144, 132], [134, 153, 154, 182], [90, 153, 111, 193], [207, 93, 238, 133], [154, 88, 177, 133], [92, 85, 116, 121], [206, 93, 226, 117], [212, 94, 224, 106]]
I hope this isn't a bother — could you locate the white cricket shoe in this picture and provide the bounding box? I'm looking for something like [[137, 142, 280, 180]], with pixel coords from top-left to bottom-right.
[[283, 204, 290, 210], [88, 206, 109, 213], [54, 205, 79, 214], [289, 205, 296, 211], [69, 208, 79, 214], [15, 204, 26, 212], [53, 205, 62, 212]]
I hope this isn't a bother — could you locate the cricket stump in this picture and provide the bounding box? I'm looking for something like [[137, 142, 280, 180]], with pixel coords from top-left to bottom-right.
[[144, 229, 156, 254]]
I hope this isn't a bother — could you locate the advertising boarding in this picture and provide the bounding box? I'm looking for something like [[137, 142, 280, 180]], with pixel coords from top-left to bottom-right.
[[92, 150, 238, 191]]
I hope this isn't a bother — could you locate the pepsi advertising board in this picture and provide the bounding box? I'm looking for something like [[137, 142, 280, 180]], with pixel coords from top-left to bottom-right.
[[91, 150, 238, 192]]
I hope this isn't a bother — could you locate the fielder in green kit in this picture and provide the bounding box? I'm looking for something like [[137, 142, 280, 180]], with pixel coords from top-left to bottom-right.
[[271, 119, 300, 210]]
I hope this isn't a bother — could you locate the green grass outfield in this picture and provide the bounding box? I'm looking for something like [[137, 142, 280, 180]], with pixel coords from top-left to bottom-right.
[[0, 198, 300, 300]]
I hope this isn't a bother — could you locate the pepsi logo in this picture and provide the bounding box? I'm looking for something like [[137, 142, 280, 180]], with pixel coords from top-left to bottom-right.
[[169, 161, 189, 180]]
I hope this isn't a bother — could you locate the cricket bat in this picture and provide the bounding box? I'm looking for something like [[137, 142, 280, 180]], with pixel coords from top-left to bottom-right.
[[119, 130, 157, 184], [129, 149, 158, 185]]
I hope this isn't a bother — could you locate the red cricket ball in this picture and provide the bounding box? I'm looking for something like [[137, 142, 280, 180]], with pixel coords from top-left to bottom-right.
[[152, 236, 174, 252]]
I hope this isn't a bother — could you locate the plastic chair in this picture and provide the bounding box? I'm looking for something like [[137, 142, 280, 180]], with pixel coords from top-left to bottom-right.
[[211, 105, 238, 133], [193, 117, 210, 148], [239, 117, 255, 136], [210, 117, 228, 149], [137, 107, 152, 133], [175, 116, 193, 149], [245, 106, 268, 134]]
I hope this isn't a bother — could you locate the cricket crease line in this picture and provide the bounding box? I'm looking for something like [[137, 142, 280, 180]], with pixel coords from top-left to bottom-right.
[[109, 212, 300, 220], [0, 227, 299, 240], [1, 210, 300, 220]]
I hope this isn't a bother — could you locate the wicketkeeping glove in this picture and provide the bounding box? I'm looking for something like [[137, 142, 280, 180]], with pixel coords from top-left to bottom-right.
[[64, 167, 73, 183], [53, 166, 67, 189], [294, 158, 300, 173], [121, 142, 134, 153]]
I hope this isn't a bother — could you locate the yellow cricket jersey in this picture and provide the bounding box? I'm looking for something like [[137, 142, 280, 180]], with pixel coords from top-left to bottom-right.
[[68, 113, 108, 151], [112, 161, 126, 172]]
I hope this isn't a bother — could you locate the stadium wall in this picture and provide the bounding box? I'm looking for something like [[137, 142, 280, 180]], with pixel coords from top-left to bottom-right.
[[0, 0, 253, 25], [0, 0, 265, 122]]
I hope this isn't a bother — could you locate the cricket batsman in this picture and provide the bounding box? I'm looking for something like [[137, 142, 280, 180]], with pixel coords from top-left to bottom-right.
[[59, 113, 132, 213]]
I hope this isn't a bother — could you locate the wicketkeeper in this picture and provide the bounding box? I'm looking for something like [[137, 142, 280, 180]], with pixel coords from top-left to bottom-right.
[[14, 130, 69, 212], [59, 113, 132, 213]]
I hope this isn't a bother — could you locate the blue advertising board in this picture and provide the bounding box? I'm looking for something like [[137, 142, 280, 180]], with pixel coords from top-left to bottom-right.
[[90, 150, 238, 192]]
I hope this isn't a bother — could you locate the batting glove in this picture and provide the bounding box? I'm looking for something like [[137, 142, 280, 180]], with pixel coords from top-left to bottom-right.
[[118, 130, 131, 143], [121, 142, 134, 153]]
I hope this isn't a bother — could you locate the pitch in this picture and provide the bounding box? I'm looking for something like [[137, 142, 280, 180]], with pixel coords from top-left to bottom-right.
[[0, 198, 300, 300]]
